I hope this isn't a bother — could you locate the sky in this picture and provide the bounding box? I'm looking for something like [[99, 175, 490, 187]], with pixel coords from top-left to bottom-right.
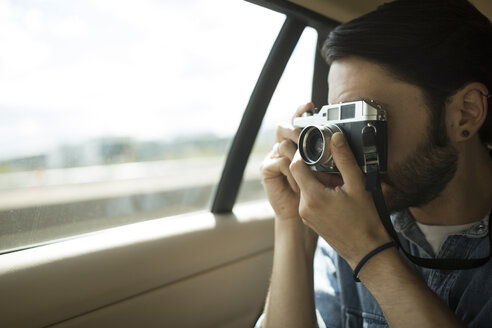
[[0, 0, 316, 160]]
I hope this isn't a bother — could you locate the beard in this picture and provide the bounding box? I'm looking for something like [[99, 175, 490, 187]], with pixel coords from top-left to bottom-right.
[[380, 136, 458, 213]]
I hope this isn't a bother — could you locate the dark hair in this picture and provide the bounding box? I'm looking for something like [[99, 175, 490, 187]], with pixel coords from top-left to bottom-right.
[[322, 0, 492, 149]]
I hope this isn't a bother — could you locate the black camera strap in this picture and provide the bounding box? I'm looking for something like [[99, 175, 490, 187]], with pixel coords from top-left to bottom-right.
[[362, 129, 492, 270]]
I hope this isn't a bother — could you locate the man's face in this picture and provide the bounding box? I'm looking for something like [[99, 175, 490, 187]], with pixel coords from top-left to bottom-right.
[[328, 56, 457, 211]]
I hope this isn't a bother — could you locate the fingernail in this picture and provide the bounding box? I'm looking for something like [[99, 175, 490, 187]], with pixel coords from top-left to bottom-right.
[[332, 132, 346, 147]]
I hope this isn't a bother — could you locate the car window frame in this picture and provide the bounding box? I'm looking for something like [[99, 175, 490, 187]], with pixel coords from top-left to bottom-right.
[[211, 0, 338, 213]]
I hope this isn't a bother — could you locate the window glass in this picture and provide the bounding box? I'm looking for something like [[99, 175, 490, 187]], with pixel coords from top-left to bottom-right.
[[0, 0, 284, 253], [238, 27, 317, 204]]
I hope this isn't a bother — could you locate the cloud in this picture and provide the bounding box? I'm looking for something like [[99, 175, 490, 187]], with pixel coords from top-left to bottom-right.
[[0, 0, 316, 160]]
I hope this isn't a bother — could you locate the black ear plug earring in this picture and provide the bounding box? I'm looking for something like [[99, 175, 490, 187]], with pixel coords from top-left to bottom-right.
[[462, 130, 470, 138]]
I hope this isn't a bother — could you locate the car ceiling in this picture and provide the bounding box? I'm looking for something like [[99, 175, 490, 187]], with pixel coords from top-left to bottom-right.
[[288, 0, 492, 22]]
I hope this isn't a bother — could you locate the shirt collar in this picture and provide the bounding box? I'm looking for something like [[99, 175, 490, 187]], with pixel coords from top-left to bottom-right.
[[392, 209, 490, 238]]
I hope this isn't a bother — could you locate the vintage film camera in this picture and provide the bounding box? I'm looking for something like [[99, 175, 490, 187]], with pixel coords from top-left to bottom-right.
[[293, 100, 388, 173]]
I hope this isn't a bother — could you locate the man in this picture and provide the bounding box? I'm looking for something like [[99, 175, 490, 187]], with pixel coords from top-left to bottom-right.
[[255, 0, 492, 327]]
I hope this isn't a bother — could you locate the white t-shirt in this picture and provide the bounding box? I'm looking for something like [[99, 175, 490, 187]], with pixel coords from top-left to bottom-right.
[[416, 216, 488, 254]]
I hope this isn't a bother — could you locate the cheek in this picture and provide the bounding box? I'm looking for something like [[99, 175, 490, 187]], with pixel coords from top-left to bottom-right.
[[386, 121, 419, 168], [386, 122, 403, 168], [385, 104, 431, 169]]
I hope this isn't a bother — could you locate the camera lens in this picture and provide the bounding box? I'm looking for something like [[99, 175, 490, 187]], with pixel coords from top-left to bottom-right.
[[305, 129, 324, 162], [298, 124, 342, 167]]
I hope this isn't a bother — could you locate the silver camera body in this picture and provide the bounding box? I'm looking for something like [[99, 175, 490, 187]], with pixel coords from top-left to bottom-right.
[[293, 100, 387, 173]]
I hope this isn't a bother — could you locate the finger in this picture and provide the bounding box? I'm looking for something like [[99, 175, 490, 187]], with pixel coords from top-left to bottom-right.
[[263, 157, 299, 193], [330, 132, 365, 192], [275, 122, 300, 144], [313, 171, 344, 189], [277, 140, 297, 161], [270, 142, 280, 158], [269, 140, 296, 162], [289, 151, 324, 195], [291, 102, 315, 122]]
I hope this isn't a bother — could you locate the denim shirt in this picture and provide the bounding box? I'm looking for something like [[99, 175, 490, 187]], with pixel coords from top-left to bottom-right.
[[255, 210, 491, 328]]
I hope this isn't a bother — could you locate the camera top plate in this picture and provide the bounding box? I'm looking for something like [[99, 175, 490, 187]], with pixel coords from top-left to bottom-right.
[[293, 100, 386, 128]]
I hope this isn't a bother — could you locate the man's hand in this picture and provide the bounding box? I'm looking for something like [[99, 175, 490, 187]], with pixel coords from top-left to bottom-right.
[[260, 121, 301, 221], [289, 131, 466, 327], [289, 131, 391, 268], [259, 102, 320, 328]]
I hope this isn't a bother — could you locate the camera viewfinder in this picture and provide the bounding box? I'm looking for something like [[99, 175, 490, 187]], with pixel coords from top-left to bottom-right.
[[328, 107, 339, 120], [341, 103, 356, 119]]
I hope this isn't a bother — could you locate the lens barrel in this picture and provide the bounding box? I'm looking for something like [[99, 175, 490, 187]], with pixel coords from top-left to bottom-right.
[[298, 124, 342, 167]]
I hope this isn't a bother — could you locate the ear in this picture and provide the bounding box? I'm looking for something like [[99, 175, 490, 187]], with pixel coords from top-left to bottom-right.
[[446, 82, 489, 143]]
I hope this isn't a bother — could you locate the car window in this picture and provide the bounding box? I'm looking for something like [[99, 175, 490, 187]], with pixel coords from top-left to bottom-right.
[[238, 26, 317, 204], [0, 0, 285, 253]]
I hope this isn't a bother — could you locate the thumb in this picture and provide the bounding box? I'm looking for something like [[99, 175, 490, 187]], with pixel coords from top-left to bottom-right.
[[330, 132, 365, 191]]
